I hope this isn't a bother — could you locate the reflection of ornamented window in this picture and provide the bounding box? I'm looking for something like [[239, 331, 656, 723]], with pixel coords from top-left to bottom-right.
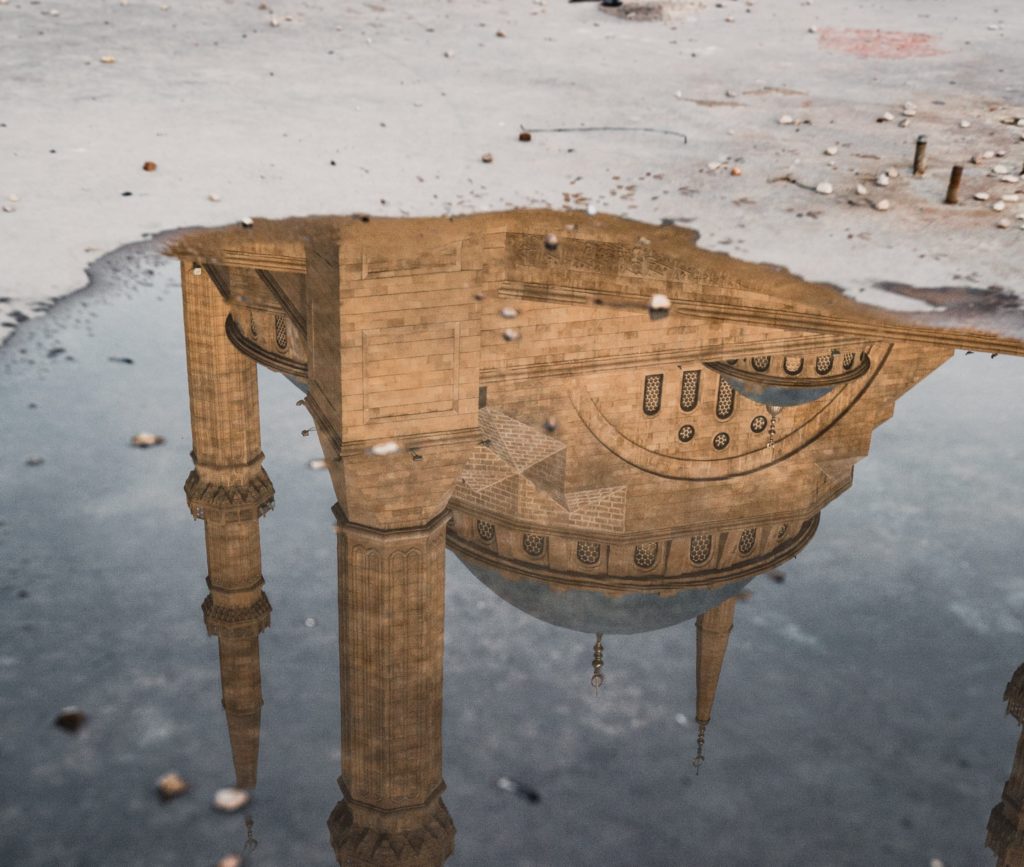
[[634, 543, 658, 569], [690, 534, 712, 565], [678, 424, 695, 443], [275, 315, 288, 350], [843, 352, 856, 370], [777, 524, 788, 540], [249, 311, 258, 338], [643, 374, 663, 416], [576, 541, 601, 566], [522, 534, 546, 557], [713, 432, 730, 450], [751, 415, 768, 433], [752, 355, 771, 372], [815, 354, 834, 375], [738, 528, 756, 555], [680, 371, 701, 411], [715, 378, 735, 420], [783, 356, 804, 375], [476, 521, 496, 542]]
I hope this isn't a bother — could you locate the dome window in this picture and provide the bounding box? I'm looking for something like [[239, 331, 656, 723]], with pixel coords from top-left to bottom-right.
[[678, 424, 695, 443], [576, 541, 601, 566], [751, 355, 771, 372], [633, 543, 658, 570], [815, 354, 834, 375], [476, 521, 496, 542], [522, 534, 546, 558], [713, 432, 730, 451], [843, 352, 857, 370], [715, 378, 735, 420], [738, 528, 756, 556], [783, 356, 804, 376], [275, 315, 289, 350], [751, 415, 768, 433], [690, 534, 712, 565]]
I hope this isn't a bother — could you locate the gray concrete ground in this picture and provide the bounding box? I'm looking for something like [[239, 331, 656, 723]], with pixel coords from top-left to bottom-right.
[[1, 236, 1023, 866], [3, 0, 1024, 341]]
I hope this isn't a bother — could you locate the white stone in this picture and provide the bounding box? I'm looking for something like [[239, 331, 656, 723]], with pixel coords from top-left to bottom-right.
[[983, 150, 996, 159], [500, 307, 518, 319], [886, 167, 899, 178], [879, 112, 894, 122], [212, 787, 250, 813], [815, 181, 833, 195], [874, 199, 891, 211], [777, 115, 795, 125], [674, 90, 683, 100], [875, 174, 889, 187], [959, 119, 971, 128], [992, 201, 1006, 212], [997, 218, 1012, 228], [240, 217, 254, 227], [586, 203, 597, 216], [974, 192, 990, 201], [993, 164, 1010, 175], [855, 184, 868, 195], [1001, 194, 1020, 202], [207, 193, 220, 202], [823, 145, 838, 156]]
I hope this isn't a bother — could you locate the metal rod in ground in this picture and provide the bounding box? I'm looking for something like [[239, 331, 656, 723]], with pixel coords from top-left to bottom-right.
[[945, 165, 963, 204], [913, 135, 928, 176]]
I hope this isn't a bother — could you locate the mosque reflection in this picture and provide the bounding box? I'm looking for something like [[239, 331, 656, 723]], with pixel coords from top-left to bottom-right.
[[171, 211, 1024, 865]]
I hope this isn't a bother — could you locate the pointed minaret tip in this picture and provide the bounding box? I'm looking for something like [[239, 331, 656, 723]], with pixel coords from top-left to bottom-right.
[[590, 633, 605, 691]]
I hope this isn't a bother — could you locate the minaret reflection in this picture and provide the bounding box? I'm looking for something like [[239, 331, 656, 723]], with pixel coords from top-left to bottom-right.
[[172, 209, 1024, 865], [988, 663, 1024, 866]]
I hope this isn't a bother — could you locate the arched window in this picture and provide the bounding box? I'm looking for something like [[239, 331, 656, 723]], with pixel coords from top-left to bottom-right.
[[751, 355, 771, 372], [738, 528, 756, 556], [576, 541, 601, 566], [274, 315, 289, 350], [680, 371, 701, 411], [633, 543, 658, 569], [643, 374, 663, 416], [843, 352, 857, 370], [522, 534, 546, 557], [815, 354, 834, 375], [783, 356, 804, 376], [715, 378, 735, 420], [476, 521, 496, 542], [690, 535, 712, 565]]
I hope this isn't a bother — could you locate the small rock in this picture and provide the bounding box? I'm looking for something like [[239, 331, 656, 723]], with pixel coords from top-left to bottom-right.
[[212, 787, 250, 813], [815, 181, 833, 195], [855, 183, 868, 195], [502, 328, 521, 342], [496, 776, 540, 803], [674, 90, 683, 100], [307, 458, 327, 470], [902, 108, 917, 117], [480, 153, 493, 163], [928, 859, 944, 867], [495, 30, 505, 37], [959, 119, 971, 128], [648, 293, 671, 320], [874, 199, 891, 211], [983, 150, 996, 159], [974, 192, 991, 201], [131, 432, 165, 448], [823, 145, 838, 156], [142, 161, 157, 172], [1002, 194, 1020, 202], [54, 706, 87, 732], [1000, 175, 1020, 183], [207, 193, 221, 202], [368, 441, 400, 456], [99, 55, 116, 64], [1, 203, 15, 213], [443, 49, 454, 58], [156, 772, 189, 801], [707, 161, 722, 171], [518, 131, 532, 142], [25, 456, 45, 467], [878, 112, 894, 122], [586, 203, 598, 216], [992, 201, 1006, 212], [997, 218, 1012, 228], [993, 164, 1010, 175], [807, 25, 817, 33], [730, 166, 742, 176], [875, 174, 890, 187], [240, 217, 254, 228], [499, 307, 518, 319], [777, 115, 795, 125], [543, 232, 558, 250], [886, 167, 899, 178], [898, 118, 910, 128]]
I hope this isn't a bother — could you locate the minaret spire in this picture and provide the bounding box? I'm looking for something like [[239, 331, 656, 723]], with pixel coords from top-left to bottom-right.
[[692, 596, 738, 772], [591, 633, 605, 691]]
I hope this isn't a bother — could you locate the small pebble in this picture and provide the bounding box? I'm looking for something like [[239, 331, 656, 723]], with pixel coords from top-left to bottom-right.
[[807, 25, 817, 33], [207, 193, 221, 202], [1, 203, 15, 213], [886, 167, 899, 178], [674, 90, 683, 100], [874, 199, 891, 211], [995, 149, 1008, 157], [992, 201, 1006, 212], [500, 307, 518, 319], [993, 164, 1010, 175], [855, 183, 868, 195], [156, 772, 189, 801], [502, 328, 521, 342], [131, 432, 165, 448], [974, 192, 991, 201], [778, 115, 795, 125], [54, 706, 87, 732], [823, 145, 838, 156], [997, 217, 1012, 228], [1000, 175, 1020, 183], [212, 787, 251, 813], [983, 150, 996, 159], [99, 55, 116, 64], [875, 174, 890, 187], [443, 49, 454, 58], [518, 131, 532, 142], [368, 441, 400, 456], [815, 181, 833, 195], [142, 161, 157, 172], [543, 233, 558, 250], [707, 161, 722, 170], [481, 153, 493, 163], [898, 118, 910, 128], [730, 166, 742, 176], [1001, 194, 1020, 202], [675, 713, 688, 725], [241, 217, 254, 228], [959, 120, 971, 128], [902, 108, 917, 117], [878, 112, 894, 122]]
